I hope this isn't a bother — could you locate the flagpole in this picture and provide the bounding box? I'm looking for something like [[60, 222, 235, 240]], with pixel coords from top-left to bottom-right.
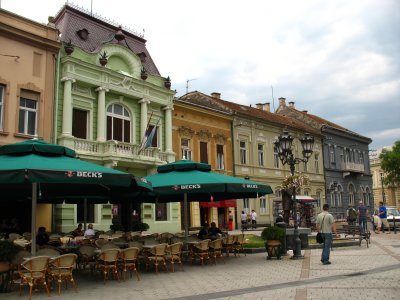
[[138, 111, 153, 154]]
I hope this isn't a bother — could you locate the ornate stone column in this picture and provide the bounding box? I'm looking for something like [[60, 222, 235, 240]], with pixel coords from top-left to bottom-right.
[[139, 98, 150, 138], [95, 86, 109, 142], [163, 105, 173, 153], [61, 77, 76, 137]]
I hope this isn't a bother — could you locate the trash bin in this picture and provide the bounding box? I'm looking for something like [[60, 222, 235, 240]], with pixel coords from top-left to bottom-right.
[[275, 222, 287, 255]]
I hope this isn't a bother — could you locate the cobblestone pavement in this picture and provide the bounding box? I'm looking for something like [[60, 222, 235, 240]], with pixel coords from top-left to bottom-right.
[[5, 231, 400, 300]]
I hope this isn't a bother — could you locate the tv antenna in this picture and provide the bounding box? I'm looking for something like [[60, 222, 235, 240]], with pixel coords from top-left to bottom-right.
[[186, 78, 197, 94]]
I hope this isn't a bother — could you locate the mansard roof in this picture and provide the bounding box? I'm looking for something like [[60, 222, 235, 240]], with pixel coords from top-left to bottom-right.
[[54, 4, 160, 75]]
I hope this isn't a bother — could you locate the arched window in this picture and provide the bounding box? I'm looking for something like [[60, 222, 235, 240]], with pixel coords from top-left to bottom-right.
[[106, 104, 130, 142], [337, 185, 343, 207], [349, 184, 355, 206], [365, 187, 371, 206]]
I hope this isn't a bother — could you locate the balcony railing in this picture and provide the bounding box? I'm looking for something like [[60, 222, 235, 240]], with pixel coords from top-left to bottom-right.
[[342, 162, 365, 173], [73, 139, 169, 163]]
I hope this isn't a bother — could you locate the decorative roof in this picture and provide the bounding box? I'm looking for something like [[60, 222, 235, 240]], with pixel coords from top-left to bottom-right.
[[54, 4, 160, 75]]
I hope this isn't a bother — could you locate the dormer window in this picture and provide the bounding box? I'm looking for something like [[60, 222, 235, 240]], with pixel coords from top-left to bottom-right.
[[77, 28, 89, 40]]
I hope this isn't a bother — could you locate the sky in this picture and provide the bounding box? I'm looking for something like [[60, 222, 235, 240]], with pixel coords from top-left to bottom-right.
[[2, 0, 399, 151]]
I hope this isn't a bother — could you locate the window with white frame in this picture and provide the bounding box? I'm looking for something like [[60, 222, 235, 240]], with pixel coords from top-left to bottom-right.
[[106, 104, 130, 142], [329, 145, 335, 163], [18, 90, 39, 136], [216, 144, 225, 170], [273, 145, 280, 168], [349, 184, 355, 206], [337, 185, 343, 207], [260, 196, 267, 214], [239, 140, 247, 164], [0, 84, 4, 131], [258, 143, 264, 166], [243, 198, 249, 213], [181, 138, 192, 160]]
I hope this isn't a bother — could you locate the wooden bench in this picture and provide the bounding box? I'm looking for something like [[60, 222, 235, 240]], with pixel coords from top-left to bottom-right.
[[241, 223, 270, 232], [333, 224, 370, 248]]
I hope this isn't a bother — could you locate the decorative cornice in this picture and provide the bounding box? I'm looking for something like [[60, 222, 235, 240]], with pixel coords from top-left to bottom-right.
[[178, 126, 195, 138], [214, 133, 227, 144]]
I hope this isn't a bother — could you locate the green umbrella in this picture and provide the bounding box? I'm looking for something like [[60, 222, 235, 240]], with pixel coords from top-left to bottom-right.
[[144, 159, 273, 237], [0, 139, 152, 254]]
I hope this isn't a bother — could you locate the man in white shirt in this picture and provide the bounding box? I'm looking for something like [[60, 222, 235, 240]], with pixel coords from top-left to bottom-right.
[[251, 210, 257, 228], [84, 223, 95, 238]]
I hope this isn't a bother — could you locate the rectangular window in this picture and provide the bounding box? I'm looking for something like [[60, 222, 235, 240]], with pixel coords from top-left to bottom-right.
[[200, 141, 208, 163], [18, 90, 39, 135], [239, 140, 247, 164], [155, 203, 167, 221], [258, 143, 264, 166], [260, 196, 267, 214], [216, 144, 225, 170], [359, 153, 364, 164], [315, 157, 319, 174], [329, 146, 335, 163], [0, 84, 4, 131], [181, 138, 192, 160], [330, 193, 335, 207], [274, 146, 280, 168], [72, 108, 88, 139]]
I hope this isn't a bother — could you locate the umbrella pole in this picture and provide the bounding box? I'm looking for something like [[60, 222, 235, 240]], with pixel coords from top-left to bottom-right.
[[84, 198, 87, 230], [184, 193, 188, 240], [31, 183, 37, 256]]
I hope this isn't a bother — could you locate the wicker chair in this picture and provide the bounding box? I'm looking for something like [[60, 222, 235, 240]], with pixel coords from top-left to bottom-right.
[[119, 247, 140, 281], [96, 249, 120, 284], [233, 234, 246, 257], [48, 253, 78, 295], [18, 256, 51, 300], [77, 245, 96, 271], [209, 239, 225, 264], [222, 235, 235, 257], [145, 243, 168, 273], [165, 242, 184, 272], [94, 238, 108, 248], [190, 239, 210, 265], [36, 247, 60, 257]]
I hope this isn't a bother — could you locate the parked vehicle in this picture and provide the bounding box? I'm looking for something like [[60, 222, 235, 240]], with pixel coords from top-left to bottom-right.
[[386, 207, 400, 229]]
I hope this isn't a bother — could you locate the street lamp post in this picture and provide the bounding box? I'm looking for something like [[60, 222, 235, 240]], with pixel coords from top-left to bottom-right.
[[274, 131, 314, 260], [380, 173, 386, 206]]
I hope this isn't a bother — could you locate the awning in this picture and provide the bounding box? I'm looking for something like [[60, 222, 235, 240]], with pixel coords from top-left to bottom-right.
[[296, 195, 317, 203], [199, 199, 237, 208]]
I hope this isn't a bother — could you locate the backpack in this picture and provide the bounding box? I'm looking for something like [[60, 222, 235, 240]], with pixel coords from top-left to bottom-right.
[[348, 208, 357, 220]]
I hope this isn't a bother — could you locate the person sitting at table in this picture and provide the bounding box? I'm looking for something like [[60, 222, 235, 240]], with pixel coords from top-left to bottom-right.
[[84, 223, 95, 238], [198, 224, 209, 240], [208, 222, 223, 240], [72, 223, 84, 237], [36, 226, 49, 246]]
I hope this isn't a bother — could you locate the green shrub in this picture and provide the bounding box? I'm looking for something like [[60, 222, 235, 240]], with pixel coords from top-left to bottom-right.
[[131, 221, 149, 232], [261, 226, 286, 242]]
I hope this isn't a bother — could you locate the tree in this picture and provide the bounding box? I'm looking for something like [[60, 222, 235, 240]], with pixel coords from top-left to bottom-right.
[[379, 140, 400, 186]]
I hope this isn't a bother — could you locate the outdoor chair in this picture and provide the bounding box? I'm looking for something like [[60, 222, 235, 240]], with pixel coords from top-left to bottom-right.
[[94, 238, 108, 248], [36, 247, 60, 257], [158, 232, 174, 244], [48, 253, 78, 295], [222, 235, 235, 256], [8, 233, 22, 242], [95, 248, 120, 284], [77, 245, 96, 272], [145, 243, 168, 273], [100, 242, 119, 251], [190, 239, 210, 265], [22, 232, 32, 241], [128, 241, 144, 251], [232, 234, 246, 257], [18, 256, 51, 300], [208, 238, 225, 265], [98, 234, 111, 240], [119, 247, 140, 281], [165, 242, 184, 272]]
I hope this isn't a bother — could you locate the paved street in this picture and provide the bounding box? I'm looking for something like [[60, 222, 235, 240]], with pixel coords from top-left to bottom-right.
[[6, 231, 400, 300]]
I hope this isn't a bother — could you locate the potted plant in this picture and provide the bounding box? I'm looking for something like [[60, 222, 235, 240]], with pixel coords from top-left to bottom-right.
[[64, 40, 74, 55], [131, 221, 149, 233], [140, 67, 148, 80], [0, 240, 21, 292], [164, 76, 171, 89], [261, 226, 286, 259], [99, 51, 108, 66]]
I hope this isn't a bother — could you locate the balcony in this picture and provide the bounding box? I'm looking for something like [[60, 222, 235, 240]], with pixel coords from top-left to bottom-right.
[[342, 162, 365, 173], [71, 138, 171, 166]]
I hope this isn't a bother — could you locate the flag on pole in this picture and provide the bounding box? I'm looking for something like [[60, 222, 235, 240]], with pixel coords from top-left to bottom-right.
[[138, 118, 160, 154]]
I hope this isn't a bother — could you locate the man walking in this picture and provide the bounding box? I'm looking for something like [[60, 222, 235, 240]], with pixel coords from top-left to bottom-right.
[[316, 204, 338, 265], [378, 201, 390, 234], [358, 201, 368, 233], [251, 210, 257, 229]]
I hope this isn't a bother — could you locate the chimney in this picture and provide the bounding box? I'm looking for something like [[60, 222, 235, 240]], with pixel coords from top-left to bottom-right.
[[256, 103, 263, 110], [302, 110, 308, 114], [211, 92, 221, 99], [264, 102, 270, 112], [279, 97, 286, 107], [288, 101, 295, 108]]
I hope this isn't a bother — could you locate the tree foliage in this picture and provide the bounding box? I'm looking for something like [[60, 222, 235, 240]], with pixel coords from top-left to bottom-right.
[[379, 140, 400, 186]]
